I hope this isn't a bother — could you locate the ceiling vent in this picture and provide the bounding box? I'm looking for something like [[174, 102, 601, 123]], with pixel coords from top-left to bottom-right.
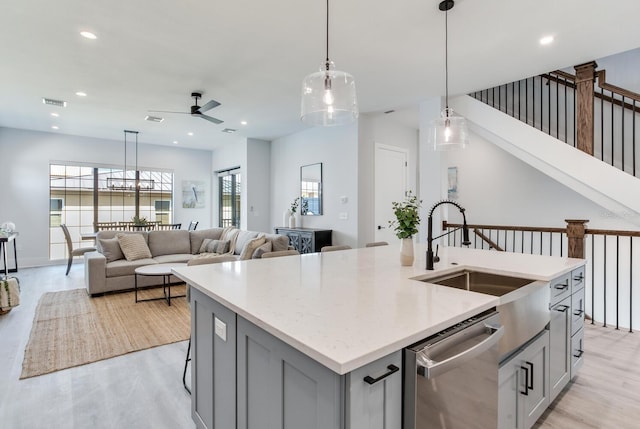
[[221, 128, 237, 133], [144, 115, 164, 123], [42, 98, 67, 107]]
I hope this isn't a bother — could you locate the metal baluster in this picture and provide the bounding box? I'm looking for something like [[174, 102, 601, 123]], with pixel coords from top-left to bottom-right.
[[633, 100, 637, 177], [611, 90, 615, 166], [604, 235, 607, 328], [622, 95, 625, 172], [591, 234, 595, 325], [616, 235, 619, 330], [630, 237, 634, 333], [601, 87, 605, 161]]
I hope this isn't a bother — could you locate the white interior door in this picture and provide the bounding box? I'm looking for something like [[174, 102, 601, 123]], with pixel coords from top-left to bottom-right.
[[374, 144, 408, 244]]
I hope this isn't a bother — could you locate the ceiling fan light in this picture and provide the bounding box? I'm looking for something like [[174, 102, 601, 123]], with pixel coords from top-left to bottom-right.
[[431, 108, 469, 150], [301, 62, 358, 127]]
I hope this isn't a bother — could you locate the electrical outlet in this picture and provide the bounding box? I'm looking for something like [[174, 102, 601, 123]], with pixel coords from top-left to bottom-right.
[[214, 317, 227, 342]]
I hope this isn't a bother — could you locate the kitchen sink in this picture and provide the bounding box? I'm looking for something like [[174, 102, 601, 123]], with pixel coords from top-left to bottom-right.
[[414, 269, 549, 361], [417, 270, 535, 297]]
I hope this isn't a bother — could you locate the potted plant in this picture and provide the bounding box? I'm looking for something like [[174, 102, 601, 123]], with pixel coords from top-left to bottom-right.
[[389, 191, 421, 266], [132, 215, 148, 226]]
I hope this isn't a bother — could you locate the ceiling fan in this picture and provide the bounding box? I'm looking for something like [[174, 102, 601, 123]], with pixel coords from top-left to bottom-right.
[[149, 92, 223, 124]]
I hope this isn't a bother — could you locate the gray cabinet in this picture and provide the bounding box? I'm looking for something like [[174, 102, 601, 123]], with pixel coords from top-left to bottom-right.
[[274, 227, 332, 253], [548, 296, 571, 402], [236, 316, 342, 429], [570, 266, 585, 378], [345, 351, 402, 429], [190, 287, 237, 429], [498, 330, 550, 429], [187, 306, 402, 429]]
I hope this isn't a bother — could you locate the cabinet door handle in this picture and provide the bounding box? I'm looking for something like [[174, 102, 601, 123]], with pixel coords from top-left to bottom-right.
[[573, 349, 584, 358], [377, 225, 385, 230], [555, 305, 570, 313], [554, 282, 569, 290], [525, 361, 534, 390], [520, 366, 529, 396], [573, 309, 584, 316], [363, 364, 399, 385]]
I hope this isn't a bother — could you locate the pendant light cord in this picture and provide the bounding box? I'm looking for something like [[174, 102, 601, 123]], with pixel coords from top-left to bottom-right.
[[325, 0, 330, 70], [444, 6, 449, 110]]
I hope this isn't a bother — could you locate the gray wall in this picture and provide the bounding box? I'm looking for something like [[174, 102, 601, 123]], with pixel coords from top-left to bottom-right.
[[0, 127, 213, 267]]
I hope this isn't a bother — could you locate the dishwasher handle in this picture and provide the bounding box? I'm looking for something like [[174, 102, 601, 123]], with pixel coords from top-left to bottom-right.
[[417, 322, 504, 380]]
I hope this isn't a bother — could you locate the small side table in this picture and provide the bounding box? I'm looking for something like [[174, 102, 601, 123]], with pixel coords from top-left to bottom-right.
[[0, 233, 18, 279], [134, 263, 187, 306]]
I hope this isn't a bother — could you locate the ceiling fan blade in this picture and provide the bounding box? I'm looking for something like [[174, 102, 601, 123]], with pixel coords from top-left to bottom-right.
[[195, 112, 224, 124], [197, 99, 221, 113], [148, 110, 190, 114]]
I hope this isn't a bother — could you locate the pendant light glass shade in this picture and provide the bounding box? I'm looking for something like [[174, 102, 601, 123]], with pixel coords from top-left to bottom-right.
[[431, 0, 468, 151], [431, 108, 468, 150], [301, 60, 358, 126]]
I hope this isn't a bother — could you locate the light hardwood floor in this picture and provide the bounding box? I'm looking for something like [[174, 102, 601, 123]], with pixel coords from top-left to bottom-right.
[[1, 264, 638, 428], [535, 323, 640, 429], [0, 264, 194, 429]]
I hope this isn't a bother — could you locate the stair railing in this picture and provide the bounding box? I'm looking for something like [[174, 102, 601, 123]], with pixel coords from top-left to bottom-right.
[[470, 62, 640, 179], [442, 219, 637, 333]]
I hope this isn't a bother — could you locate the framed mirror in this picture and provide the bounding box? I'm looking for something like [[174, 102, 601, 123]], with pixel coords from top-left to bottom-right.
[[300, 163, 322, 216]]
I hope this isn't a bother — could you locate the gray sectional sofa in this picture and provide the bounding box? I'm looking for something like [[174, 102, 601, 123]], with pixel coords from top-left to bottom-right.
[[84, 228, 291, 296]]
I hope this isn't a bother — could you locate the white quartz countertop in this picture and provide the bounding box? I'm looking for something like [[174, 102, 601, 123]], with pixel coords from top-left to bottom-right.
[[173, 245, 584, 374]]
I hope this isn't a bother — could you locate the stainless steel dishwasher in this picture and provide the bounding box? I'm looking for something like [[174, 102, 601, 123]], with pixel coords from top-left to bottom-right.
[[404, 309, 504, 429]]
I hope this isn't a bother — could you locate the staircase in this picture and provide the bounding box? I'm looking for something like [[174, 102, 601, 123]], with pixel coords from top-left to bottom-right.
[[448, 62, 640, 227]]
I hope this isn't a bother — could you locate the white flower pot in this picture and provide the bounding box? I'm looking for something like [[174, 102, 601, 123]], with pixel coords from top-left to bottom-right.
[[400, 237, 414, 266]]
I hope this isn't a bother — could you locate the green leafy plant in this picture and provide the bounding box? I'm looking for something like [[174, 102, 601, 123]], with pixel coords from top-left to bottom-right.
[[290, 197, 300, 214], [389, 191, 422, 239], [132, 215, 148, 226]]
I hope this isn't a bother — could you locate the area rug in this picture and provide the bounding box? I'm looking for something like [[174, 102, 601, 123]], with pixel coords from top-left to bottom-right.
[[21, 286, 189, 379]]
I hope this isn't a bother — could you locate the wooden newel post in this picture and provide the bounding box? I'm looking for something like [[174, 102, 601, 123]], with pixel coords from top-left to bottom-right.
[[574, 61, 597, 156], [565, 219, 589, 259]]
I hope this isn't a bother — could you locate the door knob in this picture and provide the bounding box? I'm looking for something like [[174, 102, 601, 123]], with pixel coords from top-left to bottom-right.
[[377, 225, 385, 230]]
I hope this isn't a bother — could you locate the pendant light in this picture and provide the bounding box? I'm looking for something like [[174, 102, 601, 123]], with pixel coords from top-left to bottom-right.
[[431, 0, 468, 150], [301, 0, 358, 126]]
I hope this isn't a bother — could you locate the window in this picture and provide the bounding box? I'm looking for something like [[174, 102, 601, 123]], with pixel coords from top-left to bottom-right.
[[49, 163, 173, 260], [218, 168, 241, 228]]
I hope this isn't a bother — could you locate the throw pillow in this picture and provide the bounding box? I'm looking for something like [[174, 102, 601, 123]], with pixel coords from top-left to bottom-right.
[[199, 239, 231, 254], [239, 236, 266, 260], [252, 241, 272, 259], [116, 233, 152, 261], [99, 237, 124, 262]]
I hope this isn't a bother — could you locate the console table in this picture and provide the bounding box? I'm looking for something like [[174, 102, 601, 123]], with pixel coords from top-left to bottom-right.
[[0, 233, 18, 278], [274, 227, 332, 254]]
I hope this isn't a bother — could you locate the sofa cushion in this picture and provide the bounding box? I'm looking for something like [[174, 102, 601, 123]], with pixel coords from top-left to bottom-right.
[[234, 230, 260, 256], [199, 239, 231, 254], [239, 236, 266, 260], [148, 230, 191, 256], [189, 228, 224, 254], [252, 241, 272, 259], [153, 254, 194, 264], [117, 233, 152, 261], [99, 237, 124, 262], [264, 234, 290, 252], [187, 253, 238, 266], [105, 258, 157, 277], [96, 230, 145, 252]]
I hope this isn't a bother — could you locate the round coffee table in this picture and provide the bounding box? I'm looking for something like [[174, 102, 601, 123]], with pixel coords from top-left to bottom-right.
[[134, 263, 188, 306]]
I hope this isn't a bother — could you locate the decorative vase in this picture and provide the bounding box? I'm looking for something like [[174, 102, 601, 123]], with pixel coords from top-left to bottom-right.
[[283, 210, 291, 227], [400, 237, 414, 266], [288, 213, 296, 228]]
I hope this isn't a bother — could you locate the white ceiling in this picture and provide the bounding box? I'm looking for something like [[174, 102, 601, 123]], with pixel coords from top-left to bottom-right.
[[2, 0, 640, 151]]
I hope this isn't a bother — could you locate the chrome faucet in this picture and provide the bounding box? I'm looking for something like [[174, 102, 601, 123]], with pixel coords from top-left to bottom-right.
[[426, 200, 471, 270]]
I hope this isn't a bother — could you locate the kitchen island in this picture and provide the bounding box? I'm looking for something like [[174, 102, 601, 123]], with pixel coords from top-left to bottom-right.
[[173, 245, 585, 429]]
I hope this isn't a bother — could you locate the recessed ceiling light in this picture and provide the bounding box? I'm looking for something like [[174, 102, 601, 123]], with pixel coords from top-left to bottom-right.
[[80, 31, 97, 40], [173, 141, 179, 145], [76, 91, 87, 97], [240, 120, 248, 125], [539, 35, 554, 45], [187, 132, 194, 136], [51, 125, 59, 130], [51, 112, 59, 117]]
